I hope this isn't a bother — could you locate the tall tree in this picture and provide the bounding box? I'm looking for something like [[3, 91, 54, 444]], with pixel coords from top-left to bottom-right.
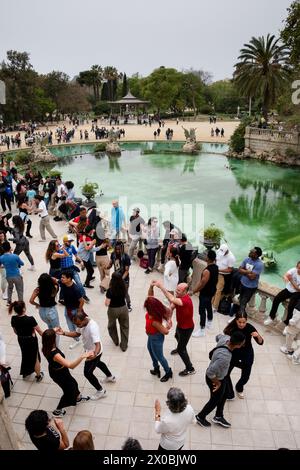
[[281, 1, 300, 67], [122, 73, 128, 97], [234, 34, 291, 120], [103, 66, 120, 101], [77, 65, 102, 103]]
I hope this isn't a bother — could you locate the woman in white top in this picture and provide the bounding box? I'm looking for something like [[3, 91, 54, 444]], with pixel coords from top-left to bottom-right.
[[154, 388, 195, 450], [163, 247, 180, 294]]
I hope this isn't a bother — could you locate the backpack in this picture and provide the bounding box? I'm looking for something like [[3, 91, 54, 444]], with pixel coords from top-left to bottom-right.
[[218, 296, 232, 316], [0, 365, 14, 398], [208, 345, 231, 360]]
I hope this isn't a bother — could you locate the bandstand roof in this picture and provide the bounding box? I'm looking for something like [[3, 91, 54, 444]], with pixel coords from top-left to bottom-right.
[[108, 91, 150, 105]]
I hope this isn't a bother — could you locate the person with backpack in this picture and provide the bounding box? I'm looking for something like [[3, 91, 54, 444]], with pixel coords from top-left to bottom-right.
[[109, 241, 132, 311], [224, 312, 264, 399], [195, 331, 245, 428]]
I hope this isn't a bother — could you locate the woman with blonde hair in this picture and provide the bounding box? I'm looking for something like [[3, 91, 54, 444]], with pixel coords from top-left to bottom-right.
[[72, 430, 94, 450]]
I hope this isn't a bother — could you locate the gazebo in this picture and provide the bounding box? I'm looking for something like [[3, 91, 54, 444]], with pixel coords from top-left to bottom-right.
[[108, 91, 150, 124]]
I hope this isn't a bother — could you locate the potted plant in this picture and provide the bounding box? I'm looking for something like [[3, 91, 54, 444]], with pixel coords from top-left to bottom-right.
[[202, 224, 224, 249], [80, 180, 99, 202]]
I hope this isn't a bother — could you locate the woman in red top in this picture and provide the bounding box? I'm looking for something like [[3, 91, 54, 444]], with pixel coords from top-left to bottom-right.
[[145, 284, 173, 382]]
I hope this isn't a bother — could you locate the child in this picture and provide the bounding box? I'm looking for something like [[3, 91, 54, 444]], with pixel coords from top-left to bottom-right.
[[26, 185, 36, 210]]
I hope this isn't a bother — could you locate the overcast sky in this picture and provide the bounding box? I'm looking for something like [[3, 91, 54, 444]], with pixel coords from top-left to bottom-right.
[[0, 0, 293, 81]]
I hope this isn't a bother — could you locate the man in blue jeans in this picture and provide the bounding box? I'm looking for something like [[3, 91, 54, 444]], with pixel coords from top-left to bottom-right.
[[192, 250, 218, 338], [60, 271, 85, 350], [238, 247, 264, 314], [0, 241, 24, 306], [59, 234, 89, 303]]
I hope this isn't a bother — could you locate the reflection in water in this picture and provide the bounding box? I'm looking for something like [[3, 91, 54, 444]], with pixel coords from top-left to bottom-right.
[[182, 156, 196, 174], [228, 163, 300, 253], [108, 156, 121, 172], [56, 155, 75, 167]]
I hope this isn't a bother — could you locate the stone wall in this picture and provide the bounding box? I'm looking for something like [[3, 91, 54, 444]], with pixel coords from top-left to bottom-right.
[[245, 127, 300, 156]]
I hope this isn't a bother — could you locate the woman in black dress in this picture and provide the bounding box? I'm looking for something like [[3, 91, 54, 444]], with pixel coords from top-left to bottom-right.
[[224, 312, 264, 399], [9, 301, 44, 381], [42, 329, 91, 417]]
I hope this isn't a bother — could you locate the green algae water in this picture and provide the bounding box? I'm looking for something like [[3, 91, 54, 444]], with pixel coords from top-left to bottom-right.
[[51, 142, 300, 288]]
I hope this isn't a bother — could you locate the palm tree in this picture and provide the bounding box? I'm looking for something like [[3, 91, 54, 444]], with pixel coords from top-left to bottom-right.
[[234, 34, 291, 120], [103, 66, 121, 101], [90, 65, 103, 102]]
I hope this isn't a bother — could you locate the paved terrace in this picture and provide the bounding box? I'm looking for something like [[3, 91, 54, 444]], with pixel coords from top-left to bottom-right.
[[1, 217, 300, 450]]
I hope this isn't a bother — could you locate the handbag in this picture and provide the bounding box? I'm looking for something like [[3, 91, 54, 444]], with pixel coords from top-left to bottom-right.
[[0, 365, 14, 398]]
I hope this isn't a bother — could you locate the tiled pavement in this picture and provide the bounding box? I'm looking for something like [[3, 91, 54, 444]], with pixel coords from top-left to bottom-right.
[[1, 216, 300, 450]]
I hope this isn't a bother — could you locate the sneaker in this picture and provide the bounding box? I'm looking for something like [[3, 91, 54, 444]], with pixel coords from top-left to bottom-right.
[[28, 265, 36, 271], [282, 327, 288, 336], [35, 371, 44, 382], [236, 391, 244, 399], [128, 307, 132, 312], [144, 268, 151, 274], [100, 287, 106, 294], [2, 293, 8, 300], [226, 397, 235, 401], [192, 328, 205, 338], [90, 389, 107, 400], [58, 299, 65, 305], [170, 349, 178, 355], [212, 416, 231, 428], [196, 415, 211, 427], [83, 295, 90, 303], [280, 346, 293, 355], [76, 395, 90, 403], [52, 409, 66, 417], [27, 234, 33, 238], [69, 340, 81, 350], [179, 368, 196, 376], [207, 321, 213, 329], [105, 375, 116, 383], [264, 318, 274, 326], [83, 284, 94, 289]]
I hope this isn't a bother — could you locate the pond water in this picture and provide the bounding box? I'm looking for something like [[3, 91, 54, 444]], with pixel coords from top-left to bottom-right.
[[51, 142, 300, 288]]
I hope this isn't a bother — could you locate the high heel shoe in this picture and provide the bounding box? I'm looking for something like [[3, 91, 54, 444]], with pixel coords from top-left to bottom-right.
[[160, 368, 173, 382], [150, 367, 161, 378]]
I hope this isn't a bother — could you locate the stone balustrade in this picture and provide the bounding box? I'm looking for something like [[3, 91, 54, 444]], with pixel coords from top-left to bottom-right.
[[244, 126, 300, 157], [246, 127, 298, 144]]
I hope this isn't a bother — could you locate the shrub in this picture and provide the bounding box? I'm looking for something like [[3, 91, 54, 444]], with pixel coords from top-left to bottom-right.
[[49, 169, 62, 178], [80, 180, 99, 199], [203, 224, 224, 246], [285, 147, 299, 158], [94, 142, 106, 152], [229, 117, 252, 153], [14, 150, 31, 166]]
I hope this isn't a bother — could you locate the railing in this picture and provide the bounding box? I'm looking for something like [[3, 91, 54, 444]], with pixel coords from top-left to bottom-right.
[[246, 127, 299, 145], [245, 282, 288, 333]]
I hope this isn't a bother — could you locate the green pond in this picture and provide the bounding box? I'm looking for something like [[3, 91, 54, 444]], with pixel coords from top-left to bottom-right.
[[50, 142, 300, 288]]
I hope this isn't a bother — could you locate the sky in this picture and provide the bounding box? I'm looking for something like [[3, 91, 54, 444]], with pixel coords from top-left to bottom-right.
[[0, 0, 293, 82]]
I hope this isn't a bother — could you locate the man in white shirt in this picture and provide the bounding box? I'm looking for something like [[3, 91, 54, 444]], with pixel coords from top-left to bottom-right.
[[34, 195, 57, 241], [264, 261, 300, 326], [212, 244, 236, 312], [60, 312, 116, 400]]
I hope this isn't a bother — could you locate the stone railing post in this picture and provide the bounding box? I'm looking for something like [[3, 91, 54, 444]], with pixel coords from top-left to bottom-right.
[[246, 293, 257, 318], [257, 293, 268, 323]]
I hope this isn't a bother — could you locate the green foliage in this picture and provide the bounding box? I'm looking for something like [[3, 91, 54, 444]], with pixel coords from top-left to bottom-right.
[[285, 147, 299, 158], [80, 180, 99, 198], [203, 224, 224, 245], [234, 34, 292, 120], [281, 1, 300, 66], [122, 73, 128, 97], [14, 150, 31, 165], [94, 142, 106, 152], [208, 80, 244, 114], [93, 101, 111, 115], [49, 169, 62, 178], [229, 117, 252, 153]]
